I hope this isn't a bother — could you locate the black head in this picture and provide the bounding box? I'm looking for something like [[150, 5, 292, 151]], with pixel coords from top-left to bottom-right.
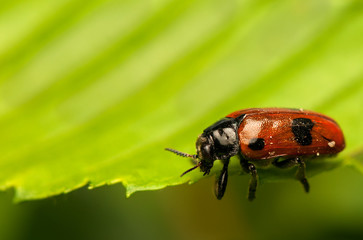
[[166, 117, 240, 177], [195, 134, 215, 175]]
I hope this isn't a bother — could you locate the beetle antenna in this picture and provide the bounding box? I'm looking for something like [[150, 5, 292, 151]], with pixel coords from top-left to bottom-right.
[[180, 162, 201, 177], [165, 148, 197, 159], [165, 148, 200, 177]]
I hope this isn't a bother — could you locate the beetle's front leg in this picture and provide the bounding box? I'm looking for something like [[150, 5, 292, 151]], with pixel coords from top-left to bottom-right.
[[214, 159, 229, 200], [238, 153, 258, 201]]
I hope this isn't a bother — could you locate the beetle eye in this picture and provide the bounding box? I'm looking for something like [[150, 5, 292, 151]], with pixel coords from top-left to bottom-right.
[[196, 135, 213, 160], [201, 144, 211, 159]]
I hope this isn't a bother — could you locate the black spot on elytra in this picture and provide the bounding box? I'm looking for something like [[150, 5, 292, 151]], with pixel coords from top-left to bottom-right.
[[248, 138, 265, 150], [292, 118, 314, 146]]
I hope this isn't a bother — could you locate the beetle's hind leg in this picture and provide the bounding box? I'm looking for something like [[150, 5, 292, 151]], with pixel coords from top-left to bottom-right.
[[238, 153, 258, 201], [273, 157, 310, 193], [295, 157, 309, 192], [214, 159, 230, 200]]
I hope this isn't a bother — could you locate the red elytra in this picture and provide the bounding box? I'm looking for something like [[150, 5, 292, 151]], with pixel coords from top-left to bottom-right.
[[226, 108, 345, 160], [166, 108, 345, 200]]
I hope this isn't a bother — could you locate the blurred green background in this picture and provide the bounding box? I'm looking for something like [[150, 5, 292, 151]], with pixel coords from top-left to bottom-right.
[[2, 168, 363, 240], [1, 0, 363, 239]]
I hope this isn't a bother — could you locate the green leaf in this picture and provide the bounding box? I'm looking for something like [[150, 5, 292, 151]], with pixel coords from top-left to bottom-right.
[[0, 0, 363, 201]]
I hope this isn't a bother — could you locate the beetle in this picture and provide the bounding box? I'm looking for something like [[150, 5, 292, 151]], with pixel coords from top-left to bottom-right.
[[166, 108, 345, 200]]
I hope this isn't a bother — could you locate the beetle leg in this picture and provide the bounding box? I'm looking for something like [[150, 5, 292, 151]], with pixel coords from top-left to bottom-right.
[[273, 157, 310, 193], [238, 153, 258, 201], [214, 159, 230, 200], [247, 164, 258, 201], [295, 157, 310, 193], [272, 157, 297, 168]]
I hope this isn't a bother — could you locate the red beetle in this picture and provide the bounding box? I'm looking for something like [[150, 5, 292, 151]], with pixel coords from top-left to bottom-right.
[[166, 108, 345, 200]]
